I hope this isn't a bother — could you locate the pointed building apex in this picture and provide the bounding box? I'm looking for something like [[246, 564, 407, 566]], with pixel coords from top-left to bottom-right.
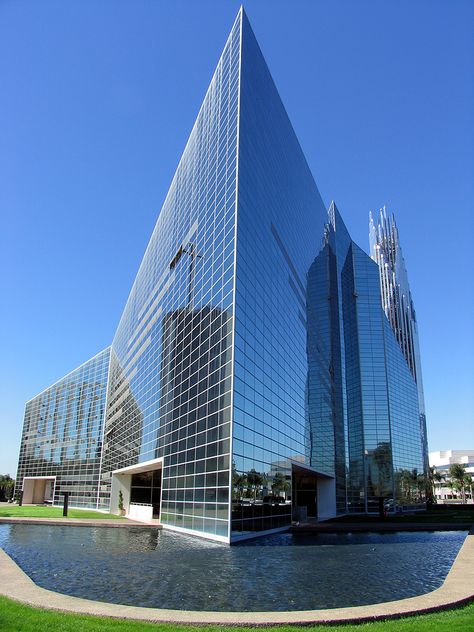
[[328, 200, 336, 229]]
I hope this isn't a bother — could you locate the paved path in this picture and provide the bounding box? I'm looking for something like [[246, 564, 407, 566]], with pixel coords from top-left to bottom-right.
[[0, 517, 162, 528], [0, 528, 473, 625]]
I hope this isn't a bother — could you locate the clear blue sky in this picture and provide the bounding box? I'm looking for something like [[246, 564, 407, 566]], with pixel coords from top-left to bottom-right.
[[1, 0, 473, 476]]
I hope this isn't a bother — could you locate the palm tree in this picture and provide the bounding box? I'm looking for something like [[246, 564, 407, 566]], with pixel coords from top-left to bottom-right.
[[446, 479, 457, 500], [416, 472, 426, 502], [231, 464, 248, 501], [465, 473, 473, 503], [246, 469, 263, 501], [431, 468, 444, 502], [271, 472, 291, 499], [449, 464, 469, 504], [401, 469, 414, 501]]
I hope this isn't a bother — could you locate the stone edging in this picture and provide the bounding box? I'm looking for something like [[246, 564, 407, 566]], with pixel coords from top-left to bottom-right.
[[0, 532, 473, 625], [291, 522, 471, 533], [0, 517, 158, 528]]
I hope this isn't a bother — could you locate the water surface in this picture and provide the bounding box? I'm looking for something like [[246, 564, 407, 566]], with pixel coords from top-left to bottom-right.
[[0, 524, 466, 611]]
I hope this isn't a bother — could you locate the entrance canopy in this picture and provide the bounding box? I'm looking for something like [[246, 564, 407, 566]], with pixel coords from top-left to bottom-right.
[[291, 463, 335, 521], [112, 457, 164, 476], [111, 457, 163, 522], [22, 476, 55, 505]]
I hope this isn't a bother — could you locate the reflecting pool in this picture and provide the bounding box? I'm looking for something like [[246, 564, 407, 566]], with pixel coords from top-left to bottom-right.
[[0, 525, 466, 611]]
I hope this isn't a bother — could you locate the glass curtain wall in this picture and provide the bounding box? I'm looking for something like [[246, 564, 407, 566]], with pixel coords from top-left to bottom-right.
[[100, 11, 242, 540], [342, 245, 394, 512], [369, 207, 429, 484], [15, 348, 111, 509], [231, 12, 329, 537], [384, 317, 426, 507]]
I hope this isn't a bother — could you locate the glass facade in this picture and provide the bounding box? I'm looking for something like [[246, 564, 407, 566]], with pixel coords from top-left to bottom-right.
[[16, 8, 427, 541], [343, 240, 395, 512], [306, 203, 352, 514], [231, 12, 329, 536], [99, 11, 241, 540], [385, 317, 426, 507], [306, 206, 424, 515], [369, 207, 429, 484], [16, 348, 110, 509]]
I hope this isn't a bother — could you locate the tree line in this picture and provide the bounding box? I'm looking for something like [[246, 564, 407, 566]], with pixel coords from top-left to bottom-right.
[[0, 474, 15, 502], [431, 463, 473, 503]]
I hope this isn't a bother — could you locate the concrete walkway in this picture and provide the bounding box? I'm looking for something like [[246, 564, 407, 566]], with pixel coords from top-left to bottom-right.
[[291, 521, 471, 534], [0, 529, 473, 625], [0, 516, 161, 528]]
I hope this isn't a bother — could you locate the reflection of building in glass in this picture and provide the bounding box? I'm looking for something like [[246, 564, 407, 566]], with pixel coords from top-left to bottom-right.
[[16, 8, 428, 542], [98, 350, 145, 510], [16, 348, 110, 508], [157, 306, 231, 535], [369, 207, 428, 480], [305, 204, 350, 515]]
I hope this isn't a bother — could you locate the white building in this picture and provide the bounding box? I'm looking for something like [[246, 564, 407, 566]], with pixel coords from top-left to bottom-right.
[[429, 450, 474, 503]]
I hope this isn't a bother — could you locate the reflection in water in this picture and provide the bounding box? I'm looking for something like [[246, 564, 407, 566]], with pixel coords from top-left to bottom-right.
[[0, 524, 466, 612]]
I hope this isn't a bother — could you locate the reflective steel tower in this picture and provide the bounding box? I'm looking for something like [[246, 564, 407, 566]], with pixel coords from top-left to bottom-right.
[[369, 207, 428, 478]]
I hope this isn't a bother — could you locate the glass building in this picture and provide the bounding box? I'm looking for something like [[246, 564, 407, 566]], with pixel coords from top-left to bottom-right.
[[16, 8, 426, 542], [369, 207, 429, 484], [16, 348, 110, 509], [305, 204, 424, 515]]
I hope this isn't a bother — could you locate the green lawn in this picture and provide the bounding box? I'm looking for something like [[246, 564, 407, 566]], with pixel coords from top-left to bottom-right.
[[0, 596, 473, 632], [0, 505, 123, 520]]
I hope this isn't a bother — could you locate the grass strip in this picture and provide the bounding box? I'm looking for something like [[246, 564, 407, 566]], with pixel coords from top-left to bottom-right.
[[0, 506, 123, 519], [0, 596, 473, 632]]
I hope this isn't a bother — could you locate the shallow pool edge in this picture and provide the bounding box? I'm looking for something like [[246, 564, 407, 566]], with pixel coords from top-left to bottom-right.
[[0, 530, 473, 626]]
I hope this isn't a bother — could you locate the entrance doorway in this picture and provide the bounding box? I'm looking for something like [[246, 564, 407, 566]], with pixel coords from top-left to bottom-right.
[[291, 464, 336, 522], [292, 466, 318, 519], [130, 470, 162, 518], [22, 477, 55, 504], [111, 456, 163, 522]]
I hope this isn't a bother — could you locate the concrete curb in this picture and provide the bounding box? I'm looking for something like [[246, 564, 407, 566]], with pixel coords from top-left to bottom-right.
[[291, 522, 471, 534], [0, 533, 473, 625], [0, 517, 161, 529]]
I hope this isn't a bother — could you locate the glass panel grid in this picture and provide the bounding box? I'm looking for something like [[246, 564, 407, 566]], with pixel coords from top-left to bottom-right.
[[15, 348, 111, 509]]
